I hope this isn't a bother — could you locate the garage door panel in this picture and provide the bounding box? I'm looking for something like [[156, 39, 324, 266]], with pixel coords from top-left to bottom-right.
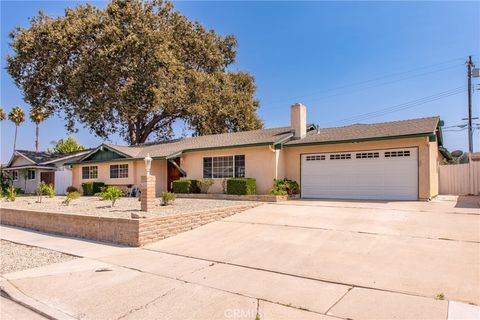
[[301, 148, 418, 200]]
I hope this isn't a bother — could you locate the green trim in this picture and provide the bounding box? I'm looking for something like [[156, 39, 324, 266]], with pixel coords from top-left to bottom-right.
[[284, 132, 434, 148], [429, 135, 437, 142], [168, 159, 186, 177], [181, 142, 273, 154], [66, 156, 166, 166], [165, 151, 183, 160], [274, 144, 283, 150], [273, 134, 294, 145], [439, 146, 453, 160]]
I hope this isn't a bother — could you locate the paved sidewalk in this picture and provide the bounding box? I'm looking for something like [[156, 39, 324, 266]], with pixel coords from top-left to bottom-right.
[[2, 225, 479, 320], [1, 197, 479, 320]]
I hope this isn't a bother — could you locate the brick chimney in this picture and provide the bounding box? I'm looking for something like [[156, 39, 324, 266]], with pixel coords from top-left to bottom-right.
[[291, 103, 307, 139]]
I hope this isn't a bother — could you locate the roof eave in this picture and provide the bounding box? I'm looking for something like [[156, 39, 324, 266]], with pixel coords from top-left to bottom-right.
[[284, 132, 435, 147]]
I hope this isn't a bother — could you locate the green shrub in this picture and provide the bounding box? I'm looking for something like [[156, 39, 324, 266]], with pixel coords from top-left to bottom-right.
[[172, 179, 200, 193], [270, 178, 299, 196], [197, 179, 214, 193], [5, 185, 16, 201], [161, 192, 176, 206], [36, 182, 54, 203], [66, 186, 78, 193], [226, 178, 256, 195], [62, 191, 80, 206], [82, 182, 105, 196], [96, 186, 124, 207], [269, 189, 287, 196]]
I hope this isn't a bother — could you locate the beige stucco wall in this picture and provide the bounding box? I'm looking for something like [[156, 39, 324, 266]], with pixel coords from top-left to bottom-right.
[[180, 146, 277, 194], [72, 159, 167, 196], [428, 141, 440, 198], [282, 136, 434, 200]]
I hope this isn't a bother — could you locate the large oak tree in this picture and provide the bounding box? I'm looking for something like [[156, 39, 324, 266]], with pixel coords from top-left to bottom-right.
[[7, 0, 263, 145]]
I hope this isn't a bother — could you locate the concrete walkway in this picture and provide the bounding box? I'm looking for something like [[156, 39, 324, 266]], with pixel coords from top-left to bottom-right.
[[1, 198, 479, 319]]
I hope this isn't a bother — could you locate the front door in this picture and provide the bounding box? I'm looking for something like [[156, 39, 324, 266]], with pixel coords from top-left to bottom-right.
[[40, 171, 55, 187], [167, 158, 181, 191]]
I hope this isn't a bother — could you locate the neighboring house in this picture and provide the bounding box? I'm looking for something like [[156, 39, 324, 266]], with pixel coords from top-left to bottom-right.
[[4, 149, 90, 194], [68, 104, 447, 201]]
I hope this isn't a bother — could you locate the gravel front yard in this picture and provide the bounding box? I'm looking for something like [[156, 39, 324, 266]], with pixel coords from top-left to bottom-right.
[[2, 196, 257, 219], [1, 240, 76, 274]]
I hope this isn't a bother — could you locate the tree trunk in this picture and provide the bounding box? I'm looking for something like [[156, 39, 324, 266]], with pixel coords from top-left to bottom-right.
[[13, 126, 18, 152], [35, 123, 39, 152]]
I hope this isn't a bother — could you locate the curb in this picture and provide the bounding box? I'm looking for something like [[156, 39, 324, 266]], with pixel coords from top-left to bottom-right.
[[0, 278, 77, 320]]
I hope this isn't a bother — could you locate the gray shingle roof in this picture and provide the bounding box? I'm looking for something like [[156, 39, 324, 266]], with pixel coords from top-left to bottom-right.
[[96, 116, 440, 159], [106, 127, 294, 158], [285, 116, 440, 145], [14, 149, 91, 165]]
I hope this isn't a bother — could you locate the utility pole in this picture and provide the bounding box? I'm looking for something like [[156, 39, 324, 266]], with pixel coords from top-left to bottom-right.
[[466, 56, 474, 153]]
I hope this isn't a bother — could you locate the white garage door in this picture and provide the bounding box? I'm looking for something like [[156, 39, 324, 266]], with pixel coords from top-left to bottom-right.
[[301, 148, 418, 200]]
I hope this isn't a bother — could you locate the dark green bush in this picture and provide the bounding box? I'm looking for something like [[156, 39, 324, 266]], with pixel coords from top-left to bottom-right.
[[172, 179, 200, 193], [82, 182, 105, 196], [226, 178, 256, 195], [269, 178, 299, 196]]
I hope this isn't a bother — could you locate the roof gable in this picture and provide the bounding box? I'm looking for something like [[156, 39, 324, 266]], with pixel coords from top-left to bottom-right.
[[80, 145, 130, 163]]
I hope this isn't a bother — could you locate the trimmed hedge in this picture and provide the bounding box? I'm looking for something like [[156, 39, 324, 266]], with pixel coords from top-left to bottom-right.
[[226, 178, 256, 195], [82, 182, 105, 196], [172, 179, 200, 194]]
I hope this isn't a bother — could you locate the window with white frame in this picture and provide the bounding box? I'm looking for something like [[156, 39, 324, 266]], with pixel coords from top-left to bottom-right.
[[110, 164, 128, 179], [12, 171, 18, 181], [27, 169, 36, 180], [203, 155, 245, 178], [82, 166, 98, 179]]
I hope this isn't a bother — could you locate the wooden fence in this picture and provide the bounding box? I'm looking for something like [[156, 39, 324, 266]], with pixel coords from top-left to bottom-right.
[[439, 161, 480, 195]]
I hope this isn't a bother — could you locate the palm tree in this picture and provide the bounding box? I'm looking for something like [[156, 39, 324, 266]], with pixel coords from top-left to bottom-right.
[[29, 107, 47, 152], [8, 106, 26, 152], [0, 107, 6, 122]]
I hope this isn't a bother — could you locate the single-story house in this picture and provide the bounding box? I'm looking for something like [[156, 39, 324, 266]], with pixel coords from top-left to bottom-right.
[[68, 103, 447, 201], [4, 149, 90, 194]]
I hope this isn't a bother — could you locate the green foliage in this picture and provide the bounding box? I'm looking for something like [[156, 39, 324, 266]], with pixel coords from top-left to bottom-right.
[[270, 178, 299, 196], [161, 192, 176, 206], [7, 0, 262, 145], [172, 179, 200, 194], [269, 189, 287, 196], [0, 107, 6, 121], [62, 191, 80, 206], [197, 179, 214, 194], [82, 182, 105, 196], [8, 106, 25, 126], [4, 185, 17, 201], [96, 186, 124, 207], [48, 137, 86, 154], [226, 178, 256, 195], [36, 181, 54, 203], [66, 186, 78, 193]]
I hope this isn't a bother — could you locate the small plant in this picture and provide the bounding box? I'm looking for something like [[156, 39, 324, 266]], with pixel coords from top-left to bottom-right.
[[270, 178, 299, 196], [66, 186, 78, 193], [269, 189, 287, 196], [5, 185, 17, 201], [435, 293, 445, 300], [36, 181, 54, 203], [96, 186, 124, 207], [161, 192, 176, 206], [197, 179, 214, 194], [62, 191, 80, 206]]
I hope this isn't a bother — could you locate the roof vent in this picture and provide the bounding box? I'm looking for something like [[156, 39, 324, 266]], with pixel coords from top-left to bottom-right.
[[316, 124, 320, 134]]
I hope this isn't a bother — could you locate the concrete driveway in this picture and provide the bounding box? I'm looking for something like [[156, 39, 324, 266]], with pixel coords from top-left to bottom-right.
[[1, 196, 479, 319]]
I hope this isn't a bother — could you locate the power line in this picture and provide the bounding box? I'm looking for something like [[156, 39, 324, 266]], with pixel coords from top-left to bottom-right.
[[326, 86, 465, 126], [261, 57, 464, 107]]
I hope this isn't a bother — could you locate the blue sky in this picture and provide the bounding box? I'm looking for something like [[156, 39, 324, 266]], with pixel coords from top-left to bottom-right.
[[1, 1, 479, 162]]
